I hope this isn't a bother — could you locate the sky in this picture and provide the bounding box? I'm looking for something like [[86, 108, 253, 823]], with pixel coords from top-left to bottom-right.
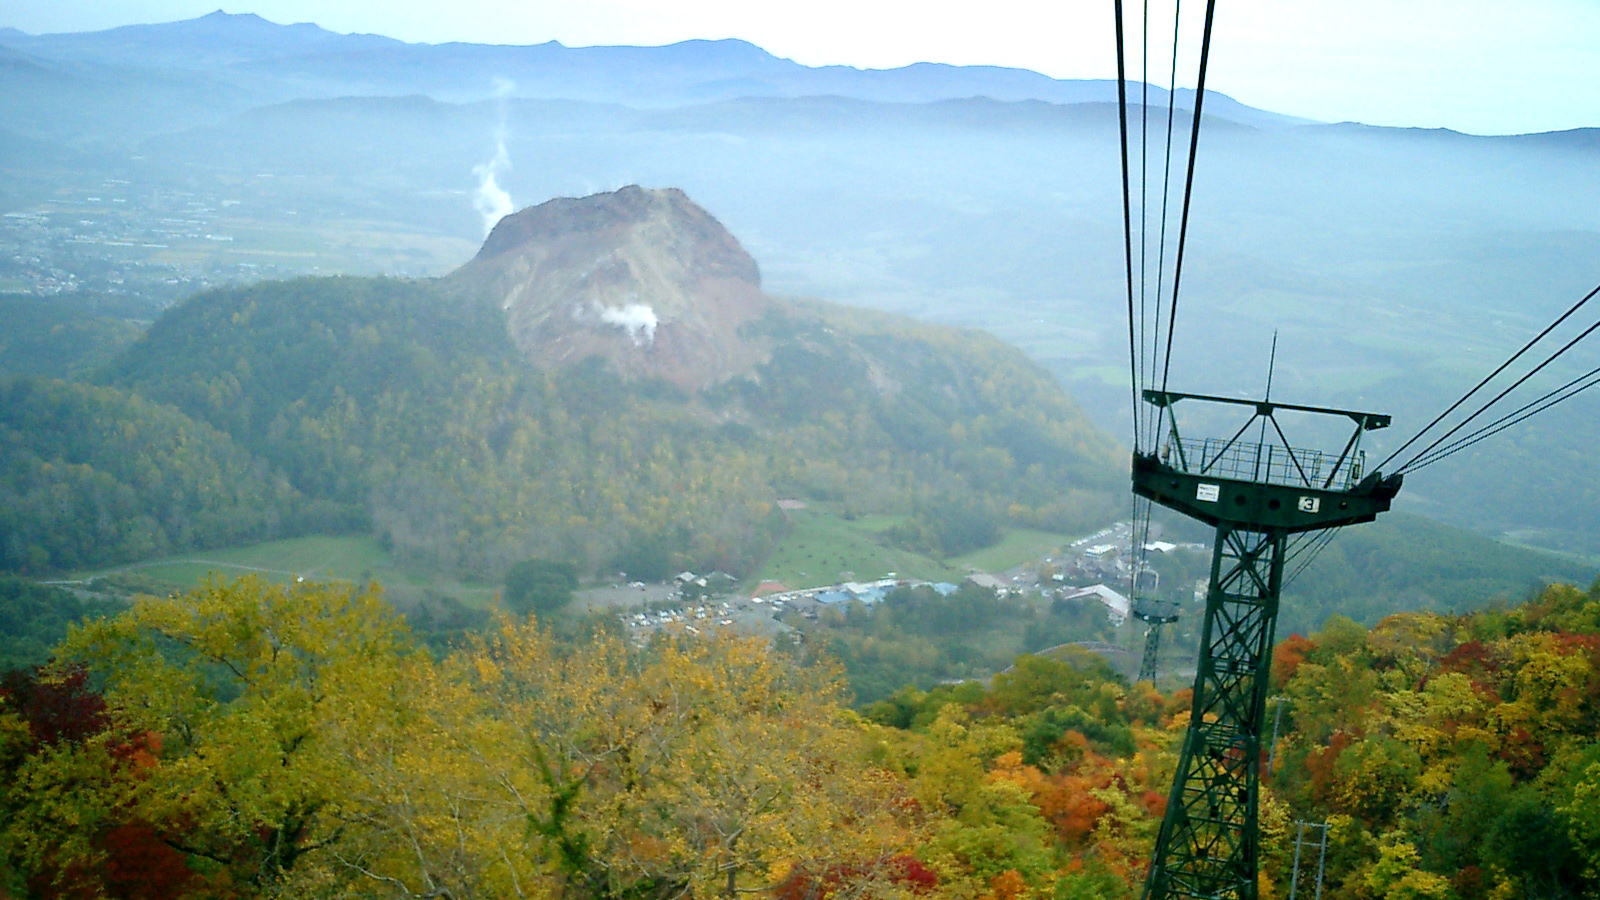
[[2, 0, 1597, 135]]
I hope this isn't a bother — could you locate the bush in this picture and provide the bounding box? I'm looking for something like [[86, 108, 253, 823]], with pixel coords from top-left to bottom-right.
[[504, 559, 578, 617]]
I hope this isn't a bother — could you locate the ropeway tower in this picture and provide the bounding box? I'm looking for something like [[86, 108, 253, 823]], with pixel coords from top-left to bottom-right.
[[1136, 390, 1401, 899], [1100, 0, 1424, 891], [1107, 0, 1598, 892], [1131, 596, 1178, 684]]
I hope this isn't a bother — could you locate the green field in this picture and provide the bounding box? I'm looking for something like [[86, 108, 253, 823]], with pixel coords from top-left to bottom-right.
[[948, 529, 1074, 574], [73, 534, 501, 608], [754, 510, 958, 589], [755, 508, 1084, 590]]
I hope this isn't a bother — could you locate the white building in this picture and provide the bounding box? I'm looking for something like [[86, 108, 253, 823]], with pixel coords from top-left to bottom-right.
[[1063, 584, 1131, 625]]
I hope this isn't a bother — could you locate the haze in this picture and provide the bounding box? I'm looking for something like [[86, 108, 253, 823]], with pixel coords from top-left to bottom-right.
[[6, 0, 1600, 135], [2, 9, 1599, 556]]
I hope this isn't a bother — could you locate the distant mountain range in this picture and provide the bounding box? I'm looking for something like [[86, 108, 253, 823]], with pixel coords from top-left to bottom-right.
[[0, 10, 1305, 138]]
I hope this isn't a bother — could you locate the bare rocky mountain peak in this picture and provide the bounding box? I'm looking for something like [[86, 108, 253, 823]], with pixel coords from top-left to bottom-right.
[[454, 185, 772, 390], [474, 186, 759, 282]]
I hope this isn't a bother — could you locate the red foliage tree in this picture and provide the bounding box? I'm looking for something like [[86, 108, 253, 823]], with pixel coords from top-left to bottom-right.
[[1271, 634, 1315, 689], [2, 666, 198, 900], [1433, 640, 1503, 699], [772, 854, 939, 900], [1, 665, 108, 747]]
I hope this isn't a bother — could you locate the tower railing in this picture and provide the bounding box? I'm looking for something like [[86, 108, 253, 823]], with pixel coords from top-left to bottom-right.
[[1166, 437, 1366, 491]]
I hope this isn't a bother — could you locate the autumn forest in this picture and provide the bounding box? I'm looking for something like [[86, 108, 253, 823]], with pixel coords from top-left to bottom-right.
[[3, 574, 1600, 898]]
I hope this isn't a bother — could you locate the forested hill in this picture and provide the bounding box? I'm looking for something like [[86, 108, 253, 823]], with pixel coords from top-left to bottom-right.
[[0, 377, 310, 573], [64, 186, 1124, 579]]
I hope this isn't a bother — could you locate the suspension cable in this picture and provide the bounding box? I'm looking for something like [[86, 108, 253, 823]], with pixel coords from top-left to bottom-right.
[[1117, 0, 1215, 603], [1149, 0, 1185, 445], [1403, 363, 1600, 472], [1115, 0, 1142, 453], [1138, 0, 1151, 446], [1283, 528, 1325, 569], [1284, 528, 1340, 589], [1395, 314, 1600, 474], [1116, 0, 1161, 584], [1156, 0, 1218, 396], [1378, 280, 1600, 472]]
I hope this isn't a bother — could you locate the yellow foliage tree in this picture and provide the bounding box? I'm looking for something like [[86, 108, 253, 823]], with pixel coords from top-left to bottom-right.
[[36, 576, 413, 895], [325, 620, 925, 900]]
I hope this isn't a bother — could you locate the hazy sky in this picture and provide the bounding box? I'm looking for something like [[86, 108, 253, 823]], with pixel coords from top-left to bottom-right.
[[3, 0, 1597, 135]]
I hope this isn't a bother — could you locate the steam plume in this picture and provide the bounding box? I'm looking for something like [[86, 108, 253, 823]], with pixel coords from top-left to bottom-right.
[[600, 303, 659, 345], [472, 78, 517, 236], [472, 137, 513, 236]]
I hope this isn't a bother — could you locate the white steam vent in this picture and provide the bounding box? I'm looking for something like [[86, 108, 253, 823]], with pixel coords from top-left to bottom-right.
[[599, 303, 659, 346]]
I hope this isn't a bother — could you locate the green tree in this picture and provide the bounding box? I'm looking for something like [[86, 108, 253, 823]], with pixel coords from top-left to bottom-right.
[[504, 557, 579, 616], [0, 577, 122, 670]]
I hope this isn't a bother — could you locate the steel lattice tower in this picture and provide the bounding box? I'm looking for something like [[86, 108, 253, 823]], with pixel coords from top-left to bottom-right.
[[1135, 390, 1402, 900], [1133, 599, 1180, 684]]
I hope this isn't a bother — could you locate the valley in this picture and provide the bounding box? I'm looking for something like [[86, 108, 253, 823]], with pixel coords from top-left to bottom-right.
[[0, 160, 474, 300]]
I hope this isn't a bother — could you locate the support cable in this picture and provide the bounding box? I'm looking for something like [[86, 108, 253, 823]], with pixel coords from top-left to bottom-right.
[[1114, 0, 1158, 584], [1115, 0, 1143, 453], [1149, 0, 1185, 444], [1118, 1, 1226, 615], [1378, 280, 1600, 472], [1403, 363, 1600, 472], [1131, 494, 1158, 604], [1283, 529, 1318, 561], [1395, 314, 1600, 474], [1284, 528, 1340, 589], [1138, 0, 1151, 445], [1282, 528, 1325, 571], [1156, 0, 1218, 396]]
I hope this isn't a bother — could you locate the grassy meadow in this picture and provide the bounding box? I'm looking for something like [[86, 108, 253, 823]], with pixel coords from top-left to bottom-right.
[[71, 534, 501, 609], [755, 507, 1081, 590], [68, 511, 1088, 612]]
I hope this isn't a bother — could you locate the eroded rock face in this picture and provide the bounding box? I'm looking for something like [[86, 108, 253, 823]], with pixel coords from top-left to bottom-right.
[[451, 185, 773, 391]]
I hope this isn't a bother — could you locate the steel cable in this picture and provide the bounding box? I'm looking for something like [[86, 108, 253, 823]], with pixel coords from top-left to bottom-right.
[[1395, 314, 1600, 474], [1403, 364, 1600, 472], [1378, 281, 1600, 473], [1156, 0, 1218, 396]]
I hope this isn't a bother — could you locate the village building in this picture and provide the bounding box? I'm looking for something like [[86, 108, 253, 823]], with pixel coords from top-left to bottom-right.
[[1062, 584, 1131, 625]]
